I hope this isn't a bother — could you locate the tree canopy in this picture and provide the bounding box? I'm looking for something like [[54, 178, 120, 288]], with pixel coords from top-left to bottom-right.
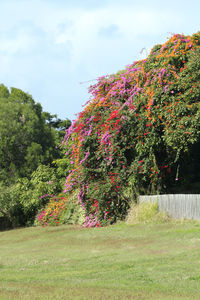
[[0, 85, 70, 182], [0, 85, 71, 228]]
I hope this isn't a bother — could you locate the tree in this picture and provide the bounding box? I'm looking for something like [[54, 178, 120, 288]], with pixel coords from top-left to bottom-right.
[[0, 84, 71, 227], [0, 85, 70, 182]]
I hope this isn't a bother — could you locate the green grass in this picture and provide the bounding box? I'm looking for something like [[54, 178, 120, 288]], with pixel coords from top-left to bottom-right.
[[0, 222, 200, 299]]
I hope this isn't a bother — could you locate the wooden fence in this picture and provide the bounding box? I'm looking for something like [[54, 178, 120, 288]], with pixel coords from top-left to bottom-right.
[[139, 194, 200, 220]]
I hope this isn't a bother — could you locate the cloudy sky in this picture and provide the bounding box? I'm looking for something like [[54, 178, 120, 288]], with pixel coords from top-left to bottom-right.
[[0, 0, 199, 121]]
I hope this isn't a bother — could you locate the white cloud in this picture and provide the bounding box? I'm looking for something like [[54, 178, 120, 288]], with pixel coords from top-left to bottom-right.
[[0, 0, 199, 119], [48, 5, 181, 72], [0, 30, 35, 55], [0, 1, 183, 70]]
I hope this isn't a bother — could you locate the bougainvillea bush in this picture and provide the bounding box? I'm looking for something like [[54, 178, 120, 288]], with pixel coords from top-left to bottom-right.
[[37, 32, 200, 227], [35, 190, 85, 226]]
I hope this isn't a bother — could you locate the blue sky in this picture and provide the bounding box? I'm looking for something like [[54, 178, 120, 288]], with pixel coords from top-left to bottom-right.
[[0, 0, 199, 121]]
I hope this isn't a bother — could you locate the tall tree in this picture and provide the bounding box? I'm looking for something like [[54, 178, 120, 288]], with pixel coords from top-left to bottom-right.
[[0, 84, 71, 228], [0, 84, 70, 182]]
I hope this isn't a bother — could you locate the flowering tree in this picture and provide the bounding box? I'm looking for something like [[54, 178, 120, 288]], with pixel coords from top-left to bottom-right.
[[60, 32, 200, 227]]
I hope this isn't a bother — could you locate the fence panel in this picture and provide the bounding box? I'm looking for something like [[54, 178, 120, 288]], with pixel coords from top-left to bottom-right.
[[139, 194, 200, 220]]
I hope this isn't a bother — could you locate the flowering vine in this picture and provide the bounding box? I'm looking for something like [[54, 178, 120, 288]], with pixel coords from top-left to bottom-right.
[[40, 32, 200, 227]]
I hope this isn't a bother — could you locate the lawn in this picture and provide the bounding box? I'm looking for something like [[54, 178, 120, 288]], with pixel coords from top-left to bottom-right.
[[0, 222, 200, 299]]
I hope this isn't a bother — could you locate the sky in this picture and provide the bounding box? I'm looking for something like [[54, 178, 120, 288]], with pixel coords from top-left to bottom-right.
[[0, 0, 199, 121]]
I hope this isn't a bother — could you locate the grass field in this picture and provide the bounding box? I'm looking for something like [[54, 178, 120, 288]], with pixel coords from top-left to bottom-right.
[[0, 222, 200, 299]]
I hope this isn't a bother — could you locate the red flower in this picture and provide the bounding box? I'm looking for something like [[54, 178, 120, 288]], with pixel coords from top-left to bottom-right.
[[75, 123, 84, 132], [107, 110, 120, 121], [114, 120, 120, 128]]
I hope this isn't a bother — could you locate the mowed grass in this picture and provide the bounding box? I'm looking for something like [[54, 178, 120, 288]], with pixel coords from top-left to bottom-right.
[[0, 222, 200, 299]]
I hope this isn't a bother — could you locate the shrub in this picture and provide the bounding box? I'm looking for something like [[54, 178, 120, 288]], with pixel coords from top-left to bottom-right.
[[0, 164, 62, 228], [126, 201, 170, 224], [59, 191, 85, 225], [0, 182, 25, 228], [34, 194, 67, 226], [19, 165, 62, 224], [35, 190, 85, 226]]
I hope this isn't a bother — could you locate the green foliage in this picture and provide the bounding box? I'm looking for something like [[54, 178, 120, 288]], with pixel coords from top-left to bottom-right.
[[0, 182, 25, 227], [0, 84, 71, 182], [0, 165, 62, 227], [126, 201, 169, 224], [60, 191, 85, 225], [20, 165, 62, 222], [0, 84, 71, 227], [0, 87, 46, 180], [35, 190, 85, 227]]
